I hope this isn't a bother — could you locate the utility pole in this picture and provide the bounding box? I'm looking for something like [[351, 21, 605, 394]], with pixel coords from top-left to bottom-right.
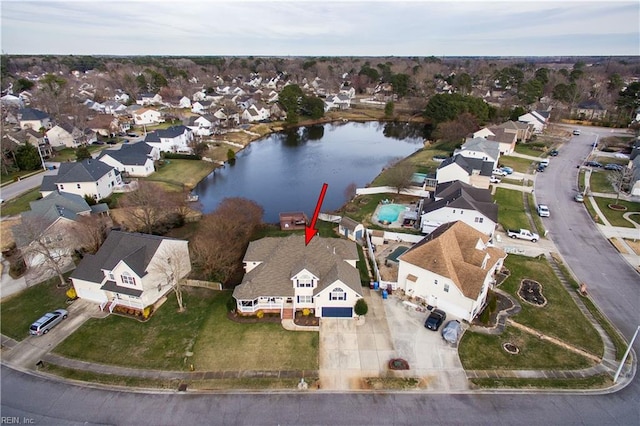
[[614, 325, 640, 383]]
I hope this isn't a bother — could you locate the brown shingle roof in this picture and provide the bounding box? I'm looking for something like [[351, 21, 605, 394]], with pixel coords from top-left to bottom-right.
[[399, 221, 506, 299]]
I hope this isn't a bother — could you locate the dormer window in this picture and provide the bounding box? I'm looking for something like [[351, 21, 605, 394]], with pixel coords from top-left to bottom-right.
[[108, 272, 115, 281], [330, 287, 346, 301], [121, 272, 136, 286]]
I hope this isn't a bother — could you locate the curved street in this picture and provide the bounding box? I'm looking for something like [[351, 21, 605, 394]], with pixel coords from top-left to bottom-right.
[[1, 126, 639, 425]]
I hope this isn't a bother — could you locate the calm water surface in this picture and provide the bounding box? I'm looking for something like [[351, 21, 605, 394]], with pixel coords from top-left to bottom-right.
[[194, 121, 426, 223]]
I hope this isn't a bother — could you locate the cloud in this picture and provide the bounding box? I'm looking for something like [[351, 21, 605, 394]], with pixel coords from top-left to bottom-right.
[[1, 1, 638, 55]]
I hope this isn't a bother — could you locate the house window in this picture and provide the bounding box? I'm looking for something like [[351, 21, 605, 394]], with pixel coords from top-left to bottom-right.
[[330, 288, 346, 301], [475, 217, 483, 223], [444, 284, 450, 293], [76, 184, 81, 189], [108, 272, 115, 281], [297, 279, 312, 288], [297, 295, 312, 303], [121, 273, 136, 286], [59, 184, 64, 190], [434, 279, 438, 285]]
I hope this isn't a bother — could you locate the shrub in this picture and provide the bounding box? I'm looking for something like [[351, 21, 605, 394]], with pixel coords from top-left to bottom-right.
[[354, 298, 368, 316], [143, 306, 152, 319], [256, 310, 264, 319], [302, 308, 311, 316], [226, 297, 237, 312], [162, 152, 201, 160], [9, 257, 26, 278]]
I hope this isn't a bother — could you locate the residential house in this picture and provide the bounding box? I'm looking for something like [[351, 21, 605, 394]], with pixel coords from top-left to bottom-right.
[[454, 138, 501, 167], [495, 120, 532, 142], [630, 156, 640, 196], [420, 181, 498, 236], [518, 110, 550, 134], [187, 115, 218, 136], [397, 221, 507, 322], [339, 86, 356, 99], [18, 108, 51, 130], [240, 104, 270, 122], [103, 100, 127, 115], [338, 217, 365, 242], [46, 123, 85, 149], [40, 159, 122, 200], [133, 108, 163, 126], [233, 235, 363, 319], [191, 100, 213, 114], [114, 91, 130, 103], [144, 125, 193, 153], [84, 99, 105, 113], [436, 154, 494, 189], [472, 128, 495, 139], [324, 94, 351, 111], [69, 231, 191, 314], [136, 93, 162, 106], [87, 114, 120, 137], [178, 96, 191, 109], [14, 191, 109, 267], [0, 94, 24, 108], [572, 99, 607, 121], [484, 127, 517, 155], [98, 142, 159, 177]]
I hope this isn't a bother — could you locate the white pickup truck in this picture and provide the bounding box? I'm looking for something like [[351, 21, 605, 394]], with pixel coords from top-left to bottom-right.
[[507, 228, 539, 242]]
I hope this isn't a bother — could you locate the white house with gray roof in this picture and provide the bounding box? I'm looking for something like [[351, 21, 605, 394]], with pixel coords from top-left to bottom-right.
[[233, 235, 363, 319], [454, 137, 501, 168], [18, 108, 51, 130], [420, 181, 498, 236], [40, 159, 122, 200], [70, 231, 191, 314], [435, 155, 494, 189], [144, 125, 193, 153], [98, 142, 159, 177]]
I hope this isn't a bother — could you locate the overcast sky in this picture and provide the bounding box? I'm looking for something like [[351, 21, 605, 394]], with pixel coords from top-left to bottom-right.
[[2, 0, 639, 56]]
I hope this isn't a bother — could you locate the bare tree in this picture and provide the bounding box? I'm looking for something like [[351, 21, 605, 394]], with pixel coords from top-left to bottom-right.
[[12, 214, 76, 287], [191, 198, 263, 284], [344, 182, 358, 202], [385, 162, 415, 194], [71, 214, 111, 254], [150, 243, 191, 312], [606, 166, 633, 205], [118, 181, 170, 234]]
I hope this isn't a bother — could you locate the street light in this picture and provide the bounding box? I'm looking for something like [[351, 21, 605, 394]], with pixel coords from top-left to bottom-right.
[[614, 325, 640, 383]]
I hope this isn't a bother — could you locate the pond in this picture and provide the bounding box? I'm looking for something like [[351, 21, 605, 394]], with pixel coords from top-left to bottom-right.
[[193, 121, 427, 223]]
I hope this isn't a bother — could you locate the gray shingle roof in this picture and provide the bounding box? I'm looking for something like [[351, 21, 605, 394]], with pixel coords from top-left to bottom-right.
[[70, 231, 172, 283], [53, 159, 115, 184], [98, 142, 153, 166], [144, 126, 191, 143], [232, 235, 360, 300], [424, 181, 498, 222], [19, 108, 49, 121]]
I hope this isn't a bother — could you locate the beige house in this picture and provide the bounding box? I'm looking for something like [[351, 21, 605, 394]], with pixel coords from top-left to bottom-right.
[[233, 235, 363, 319], [397, 221, 506, 322]]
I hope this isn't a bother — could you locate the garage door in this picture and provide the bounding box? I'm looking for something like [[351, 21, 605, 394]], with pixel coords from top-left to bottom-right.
[[322, 307, 353, 318]]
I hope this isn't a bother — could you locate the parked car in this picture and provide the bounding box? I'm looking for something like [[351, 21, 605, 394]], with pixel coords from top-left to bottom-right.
[[126, 132, 138, 137], [536, 164, 546, 172], [441, 320, 461, 344], [549, 149, 559, 156], [29, 309, 68, 336], [604, 163, 623, 171], [425, 309, 447, 331], [490, 176, 501, 184], [537, 204, 550, 217], [585, 161, 602, 168], [574, 192, 584, 202], [500, 166, 513, 174], [572, 129, 581, 135], [492, 169, 508, 177]]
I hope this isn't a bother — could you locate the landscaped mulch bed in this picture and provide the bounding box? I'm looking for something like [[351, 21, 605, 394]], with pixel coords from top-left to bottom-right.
[[227, 312, 281, 324], [518, 279, 547, 306], [472, 292, 514, 327], [294, 313, 319, 327]]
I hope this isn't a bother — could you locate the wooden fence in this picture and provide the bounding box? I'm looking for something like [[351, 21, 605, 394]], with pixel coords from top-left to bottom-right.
[[185, 279, 222, 290]]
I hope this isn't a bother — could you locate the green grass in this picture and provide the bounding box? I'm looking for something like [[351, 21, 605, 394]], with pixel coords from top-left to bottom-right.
[[498, 156, 536, 174], [53, 145, 106, 162], [494, 187, 529, 230], [191, 291, 319, 371], [54, 288, 218, 370], [578, 170, 586, 192], [583, 198, 604, 225], [459, 326, 594, 370], [500, 255, 603, 356], [145, 159, 216, 190], [514, 143, 547, 158], [1, 276, 71, 341], [356, 244, 371, 285], [0, 169, 41, 186], [502, 177, 533, 187], [470, 374, 611, 389], [528, 192, 546, 238], [342, 193, 388, 224], [589, 170, 616, 193], [0, 188, 42, 217], [593, 197, 640, 228]]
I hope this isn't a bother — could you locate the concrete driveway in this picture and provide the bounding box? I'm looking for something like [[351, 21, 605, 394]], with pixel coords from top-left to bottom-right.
[[2, 299, 99, 370], [383, 293, 470, 391]]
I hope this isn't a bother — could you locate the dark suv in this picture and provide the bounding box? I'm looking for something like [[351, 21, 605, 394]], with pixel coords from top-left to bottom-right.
[[424, 309, 446, 331]]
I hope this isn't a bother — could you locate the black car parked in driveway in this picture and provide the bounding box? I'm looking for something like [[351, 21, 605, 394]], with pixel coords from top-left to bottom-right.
[[585, 161, 603, 168], [425, 309, 446, 331]]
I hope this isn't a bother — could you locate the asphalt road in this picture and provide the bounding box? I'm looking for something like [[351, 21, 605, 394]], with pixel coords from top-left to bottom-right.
[[0, 168, 57, 203], [1, 125, 639, 425]]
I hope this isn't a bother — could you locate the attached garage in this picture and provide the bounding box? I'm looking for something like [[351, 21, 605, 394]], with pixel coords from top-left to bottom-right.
[[322, 307, 353, 318]]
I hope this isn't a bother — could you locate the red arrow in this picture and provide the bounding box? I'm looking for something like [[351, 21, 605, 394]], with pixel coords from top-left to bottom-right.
[[305, 183, 328, 245]]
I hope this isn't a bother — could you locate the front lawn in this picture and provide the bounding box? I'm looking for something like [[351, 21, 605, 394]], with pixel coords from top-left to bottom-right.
[[493, 188, 529, 231], [589, 170, 616, 193], [192, 292, 319, 371], [459, 326, 594, 370], [54, 288, 217, 370], [53, 288, 319, 372], [497, 156, 535, 174], [500, 255, 603, 356], [1, 277, 70, 341], [53, 145, 106, 162], [145, 159, 217, 190], [593, 198, 640, 228], [0, 188, 42, 217]]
